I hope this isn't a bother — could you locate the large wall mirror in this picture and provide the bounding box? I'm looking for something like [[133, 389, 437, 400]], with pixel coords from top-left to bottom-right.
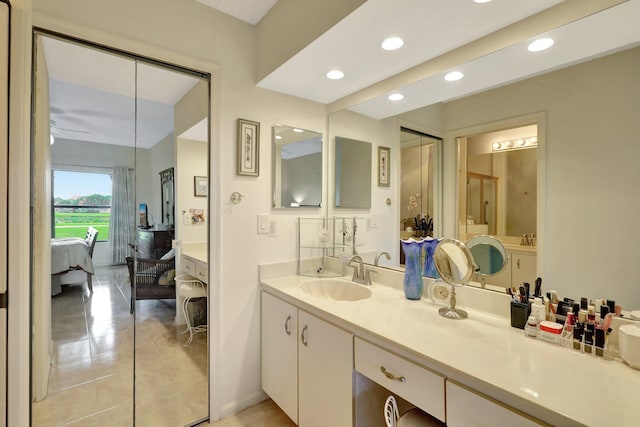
[[327, 7, 640, 307], [272, 125, 322, 208], [30, 32, 210, 426]]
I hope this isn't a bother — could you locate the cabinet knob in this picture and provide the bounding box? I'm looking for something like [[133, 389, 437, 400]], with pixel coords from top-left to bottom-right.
[[380, 366, 406, 383], [301, 325, 308, 346], [284, 315, 292, 336]]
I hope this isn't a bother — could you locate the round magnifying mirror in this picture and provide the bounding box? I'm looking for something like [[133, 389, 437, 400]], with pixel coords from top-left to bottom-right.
[[433, 239, 474, 319], [466, 235, 507, 289]]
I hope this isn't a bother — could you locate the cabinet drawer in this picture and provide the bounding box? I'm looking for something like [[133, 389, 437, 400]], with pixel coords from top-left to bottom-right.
[[355, 338, 445, 422], [195, 262, 208, 284], [446, 381, 548, 427], [183, 259, 196, 275]]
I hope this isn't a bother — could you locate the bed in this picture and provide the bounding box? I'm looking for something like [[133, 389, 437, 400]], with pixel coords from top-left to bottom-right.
[[51, 227, 98, 295]]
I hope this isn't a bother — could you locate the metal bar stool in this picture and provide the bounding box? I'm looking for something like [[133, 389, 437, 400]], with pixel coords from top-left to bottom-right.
[[175, 273, 207, 346]]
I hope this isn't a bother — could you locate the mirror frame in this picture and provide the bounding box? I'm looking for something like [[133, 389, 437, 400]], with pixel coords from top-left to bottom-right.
[[272, 124, 324, 209], [466, 234, 507, 282], [434, 238, 474, 286]]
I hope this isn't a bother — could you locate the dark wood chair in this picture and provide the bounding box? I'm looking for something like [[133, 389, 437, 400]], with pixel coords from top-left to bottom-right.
[[126, 256, 176, 314]]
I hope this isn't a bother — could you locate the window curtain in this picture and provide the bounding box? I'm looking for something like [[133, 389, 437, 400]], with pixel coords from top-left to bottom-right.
[[110, 166, 135, 264]]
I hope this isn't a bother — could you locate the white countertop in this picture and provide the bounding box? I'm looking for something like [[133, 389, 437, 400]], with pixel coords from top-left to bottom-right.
[[260, 272, 640, 427], [181, 242, 207, 264]]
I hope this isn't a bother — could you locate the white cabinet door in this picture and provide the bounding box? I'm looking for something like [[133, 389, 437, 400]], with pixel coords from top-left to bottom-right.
[[511, 252, 537, 286], [261, 292, 298, 424], [446, 381, 547, 427], [298, 310, 353, 427]]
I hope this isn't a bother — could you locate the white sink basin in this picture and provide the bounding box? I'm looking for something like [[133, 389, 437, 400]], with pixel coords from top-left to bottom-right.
[[300, 279, 372, 301]]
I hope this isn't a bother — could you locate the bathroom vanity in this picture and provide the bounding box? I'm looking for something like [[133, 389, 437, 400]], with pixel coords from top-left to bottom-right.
[[260, 261, 640, 427]]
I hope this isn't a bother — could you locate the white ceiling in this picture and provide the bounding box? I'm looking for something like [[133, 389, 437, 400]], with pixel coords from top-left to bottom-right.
[[195, 0, 277, 25], [249, 0, 640, 119], [257, 0, 564, 104], [43, 1, 640, 150], [43, 36, 201, 148]]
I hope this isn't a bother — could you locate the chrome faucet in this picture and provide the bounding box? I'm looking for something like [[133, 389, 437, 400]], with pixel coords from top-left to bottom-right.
[[375, 251, 391, 266], [347, 255, 373, 285]]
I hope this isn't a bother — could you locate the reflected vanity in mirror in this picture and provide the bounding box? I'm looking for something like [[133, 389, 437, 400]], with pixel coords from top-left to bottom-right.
[[433, 239, 474, 319], [458, 125, 537, 240], [466, 235, 507, 289], [272, 125, 322, 208], [334, 136, 371, 209]]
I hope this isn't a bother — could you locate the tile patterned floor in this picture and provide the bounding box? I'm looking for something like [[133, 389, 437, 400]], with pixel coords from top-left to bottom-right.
[[32, 265, 208, 427]]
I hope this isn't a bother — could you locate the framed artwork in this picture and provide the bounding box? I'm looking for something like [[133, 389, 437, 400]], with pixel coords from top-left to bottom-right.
[[237, 118, 260, 176], [378, 146, 390, 187], [194, 176, 208, 197]]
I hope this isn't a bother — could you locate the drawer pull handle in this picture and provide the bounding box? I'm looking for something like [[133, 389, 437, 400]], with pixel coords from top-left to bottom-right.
[[284, 315, 292, 336], [380, 366, 406, 383], [301, 325, 308, 346]]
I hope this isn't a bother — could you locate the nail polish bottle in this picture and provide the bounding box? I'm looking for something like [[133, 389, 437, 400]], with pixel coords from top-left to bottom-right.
[[573, 323, 584, 351], [584, 329, 594, 354]]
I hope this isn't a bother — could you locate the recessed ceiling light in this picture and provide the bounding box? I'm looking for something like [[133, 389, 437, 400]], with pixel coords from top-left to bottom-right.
[[293, 128, 303, 133], [474, 0, 492, 3], [326, 70, 344, 80], [528, 38, 554, 52], [444, 71, 464, 82], [275, 135, 282, 140], [388, 93, 404, 101], [381, 37, 404, 51]]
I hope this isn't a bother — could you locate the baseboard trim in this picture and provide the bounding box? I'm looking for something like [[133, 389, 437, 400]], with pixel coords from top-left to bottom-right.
[[219, 390, 269, 419]]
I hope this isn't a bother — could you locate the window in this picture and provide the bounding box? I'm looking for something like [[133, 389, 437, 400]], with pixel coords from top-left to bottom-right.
[[53, 170, 112, 241]]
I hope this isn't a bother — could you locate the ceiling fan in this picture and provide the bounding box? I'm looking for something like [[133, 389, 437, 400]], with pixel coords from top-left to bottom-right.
[[49, 119, 90, 140]]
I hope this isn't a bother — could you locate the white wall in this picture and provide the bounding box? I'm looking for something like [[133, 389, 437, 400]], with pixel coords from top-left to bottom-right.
[[32, 0, 328, 416], [176, 138, 208, 244]]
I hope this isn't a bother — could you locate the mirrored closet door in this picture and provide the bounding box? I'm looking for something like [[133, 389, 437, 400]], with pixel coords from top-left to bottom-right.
[[30, 31, 210, 427]]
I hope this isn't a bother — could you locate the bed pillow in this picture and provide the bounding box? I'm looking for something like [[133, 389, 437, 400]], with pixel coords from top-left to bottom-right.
[[158, 268, 176, 286], [160, 248, 176, 260]]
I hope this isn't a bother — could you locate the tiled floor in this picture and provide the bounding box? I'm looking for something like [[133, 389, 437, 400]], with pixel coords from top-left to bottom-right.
[[203, 399, 296, 427], [32, 265, 208, 427]]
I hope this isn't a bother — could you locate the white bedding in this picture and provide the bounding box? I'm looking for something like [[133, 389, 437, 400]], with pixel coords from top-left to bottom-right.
[[51, 238, 95, 275]]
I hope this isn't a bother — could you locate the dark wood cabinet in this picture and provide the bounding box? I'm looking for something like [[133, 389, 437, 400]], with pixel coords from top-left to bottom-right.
[[136, 229, 174, 259]]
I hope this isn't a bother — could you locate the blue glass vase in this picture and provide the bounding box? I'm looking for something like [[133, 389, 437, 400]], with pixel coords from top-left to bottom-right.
[[422, 237, 441, 279], [401, 238, 425, 300]]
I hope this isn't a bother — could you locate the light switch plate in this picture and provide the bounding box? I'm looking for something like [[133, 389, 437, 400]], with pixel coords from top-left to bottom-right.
[[257, 214, 270, 234], [370, 213, 378, 229]]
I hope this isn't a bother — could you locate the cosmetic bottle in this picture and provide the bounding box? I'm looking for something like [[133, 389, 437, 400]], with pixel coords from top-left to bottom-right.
[[525, 315, 539, 338], [584, 329, 594, 354], [531, 297, 546, 322], [587, 305, 596, 325], [595, 328, 605, 357], [599, 305, 609, 325], [573, 323, 584, 350]]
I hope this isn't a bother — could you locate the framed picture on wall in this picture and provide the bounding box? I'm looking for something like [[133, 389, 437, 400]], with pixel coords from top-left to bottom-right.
[[237, 118, 260, 176], [194, 176, 208, 197], [378, 146, 390, 187]]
